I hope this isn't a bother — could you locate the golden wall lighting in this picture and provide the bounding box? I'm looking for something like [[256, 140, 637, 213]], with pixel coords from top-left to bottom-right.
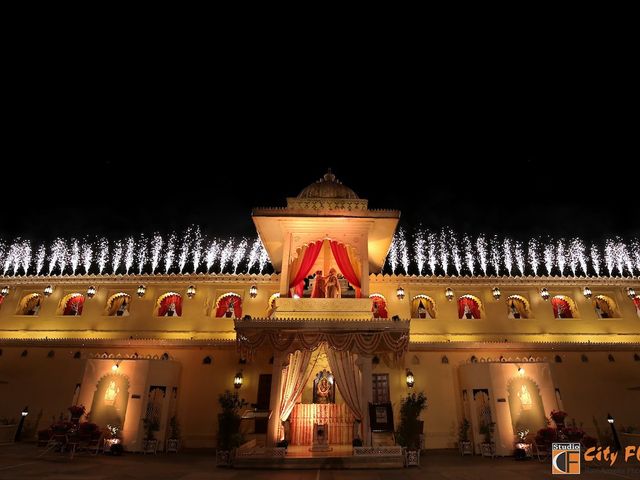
[[43, 285, 54, 297], [1, 286, 9, 297], [187, 285, 196, 299], [396, 286, 405, 300], [405, 369, 415, 388], [445, 288, 454, 301], [540, 288, 550, 301], [137, 285, 146, 298], [111, 363, 120, 372], [87, 285, 97, 299], [582, 286, 592, 299], [234, 371, 243, 389], [249, 285, 258, 299], [627, 287, 636, 299], [517, 367, 525, 375], [492, 287, 501, 300]]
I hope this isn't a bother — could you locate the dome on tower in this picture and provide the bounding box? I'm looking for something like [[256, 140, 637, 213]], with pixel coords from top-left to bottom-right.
[[297, 169, 359, 199]]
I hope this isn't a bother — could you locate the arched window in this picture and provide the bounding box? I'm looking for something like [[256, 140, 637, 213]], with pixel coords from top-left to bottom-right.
[[17, 293, 42, 315], [370, 294, 388, 319], [156, 292, 182, 317], [215, 293, 242, 318], [411, 295, 436, 319], [458, 295, 482, 319], [59, 293, 85, 316], [105, 293, 131, 316], [506, 295, 530, 319], [267, 292, 280, 318], [593, 295, 619, 318], [555, 355, 562, 363], [551, 296, 577, 319]]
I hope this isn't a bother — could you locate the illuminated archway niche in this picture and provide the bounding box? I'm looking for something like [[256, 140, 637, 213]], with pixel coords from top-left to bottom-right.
[[551, 295, 578, 319], [411, 295, 436, 319], [90, 373, 130, 429], [506, 295, 530, 319], [507, 376, 546, 435]]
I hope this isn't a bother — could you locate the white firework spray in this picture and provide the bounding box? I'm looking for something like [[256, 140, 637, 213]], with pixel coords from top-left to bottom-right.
[[111, 240, 123, 275], [136, 235, 148, 275], [556, 239, 566, 276], [191, 227, 204, 273], [503, 238, 513, 276], [246, 238, 261, 274], [163, 234, 176, 274], [427, 232, 437, 275], [439, 230, 450, 276], [50, 238, 67, 275], [81, 240, 93, 274], [205, 240, 220, 273], [232, 239, 248, 274], [387, 234, 399, 274], [150, 234, 163, 274], [178, 229, 192, 274], [528, 239, 540, 276], [35, 244, 46, 275], [398, 228, 409, 275], [604, 239, 615, 276], [70, 239, 80, 274], [463, 235, 475, 276], [124, 237, 135, 274], [258, 243, 269, 274], [590, 244, 601, 277], [543, 243, 554, 276], [219, 240, 234, 273], [476, 235, 488, 275], [21, 240, 32, 275], [97, 238, 109, 274], [490, 236, 501, 276], [514, 241, 525, 276], [450, 233, 461, 276], [414, 229, 426, 275]]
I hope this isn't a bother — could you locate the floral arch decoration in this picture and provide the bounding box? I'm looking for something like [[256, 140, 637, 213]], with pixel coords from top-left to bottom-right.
[[458, 294, 482, 319], [370, 293, 388, 319], [506, 295, 530, 319], [156, 292, 182, 317], [17, 293, 42, 315], [215, 292, 242, 318], [105, 292, 132, 316], [593, 295, 619, 318], [411, 294, 436, 319], [551, 295, 577, 319], [59, 293, 85, 316]]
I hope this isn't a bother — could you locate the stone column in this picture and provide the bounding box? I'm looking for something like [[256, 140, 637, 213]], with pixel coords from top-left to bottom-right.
[[266, 352, 286, 446], [360, 236, 369, 297], [358, 354, 373, 445], [279, 232, 293, 297]]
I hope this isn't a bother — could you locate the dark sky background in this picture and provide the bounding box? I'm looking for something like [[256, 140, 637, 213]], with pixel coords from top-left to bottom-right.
[[2, 56, 637, 244]]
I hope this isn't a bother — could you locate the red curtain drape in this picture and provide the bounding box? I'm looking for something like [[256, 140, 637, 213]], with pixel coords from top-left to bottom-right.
[[458, 297, 480, 319], [63, 295, 85, 315], [551, 297, 572, 318], [288, 241, 323, 297], [158, 294, 183, 316], [215, 295, 243, 318], [371, 296, 388, 318], [330, 241, 361, 298], [634, 297, 640, 311]]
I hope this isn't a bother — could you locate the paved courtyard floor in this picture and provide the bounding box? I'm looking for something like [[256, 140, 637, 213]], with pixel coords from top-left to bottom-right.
[[0, 444, 638, 480]]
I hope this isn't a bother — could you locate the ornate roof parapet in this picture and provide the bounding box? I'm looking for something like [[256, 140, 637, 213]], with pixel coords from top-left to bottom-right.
[[369, 273, 639, 286], [0, 273, 280, 286], [234, 317, 410, 332]]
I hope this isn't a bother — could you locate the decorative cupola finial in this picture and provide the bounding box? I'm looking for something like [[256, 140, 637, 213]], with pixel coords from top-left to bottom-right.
[[323, 168, 336, 183]]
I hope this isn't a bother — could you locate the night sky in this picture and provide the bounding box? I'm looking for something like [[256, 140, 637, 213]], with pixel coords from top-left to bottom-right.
[[2, 72, 637, 244]]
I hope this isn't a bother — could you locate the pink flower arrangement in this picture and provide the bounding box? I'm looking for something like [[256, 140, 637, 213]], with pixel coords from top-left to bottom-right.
[[68, 405, 86, 417]]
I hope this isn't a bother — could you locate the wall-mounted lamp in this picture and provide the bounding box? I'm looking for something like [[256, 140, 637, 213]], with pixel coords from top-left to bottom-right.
[[234, 371, 243, 389], [396, 286, 405, 300], [87, 285, 97, 299], [111, 363, 120, 372], [137, 285, 146, 298], [43, 285, 54, 297], [492, 287, 501, 300], [517, 367, 525, 375], [249, 285, 258, 299], [582, 287, 592, 299], [540, 288, 550, 301], [405, 369, 415, 388], [627, 287, 637, 299], [1, 286, 9, 297], [187, 285, 196, 299], [445, 288, 454, 301]]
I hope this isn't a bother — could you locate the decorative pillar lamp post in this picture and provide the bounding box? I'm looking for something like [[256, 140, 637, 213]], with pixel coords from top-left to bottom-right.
[[607, 413, 622, 451], [87, 285, 97, 299], [492, 287, 501, 300], [234, 371, 243, 390], [249, 285, 258, 299], [14, 406, 28, 442], [445, 288, 454, 302], [540, 288, 550, 301], [187, 285, 196, 299], [137, 285, 146, 298], [582, 287, 592, 299], [405, 369, 415, 389], [396, 286, 405, 300]]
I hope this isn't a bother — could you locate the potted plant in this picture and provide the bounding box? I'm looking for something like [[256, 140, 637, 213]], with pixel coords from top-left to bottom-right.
[[395, 391, 427, 467], [105, 424, 123, 455], [479, 422, 495, 457], [142, 415, 160, 454], [216, 390, 247, 467], [166, 415, 180, 453], [68, 405, 86, 424], [458, 418, 472, 455], [550, 410, 568, 428]]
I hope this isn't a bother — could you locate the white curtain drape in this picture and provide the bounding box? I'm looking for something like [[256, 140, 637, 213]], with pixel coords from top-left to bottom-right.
[[326, 348, 363, 422], [279, 350, 316, 423]]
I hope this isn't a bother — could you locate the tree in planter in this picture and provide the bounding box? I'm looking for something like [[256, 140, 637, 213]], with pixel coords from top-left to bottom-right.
[[142, 415, 160, 442], [395, 392, 427, 450], [167, 415, 181, 452], [458, 418, 472, 454], [479, 422, 496, 456], [217, 391, 248, 452]]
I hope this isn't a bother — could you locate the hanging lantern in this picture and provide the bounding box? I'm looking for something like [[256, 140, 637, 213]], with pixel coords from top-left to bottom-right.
[[517, 367, 525, 375], [137, 285, 146, 298], [582, 286, 592, 299], [87, 286, 97, 299], [43, 285, 54, 297], [234, 371, 243, 389], [540, 288, 550, 301], [396, 286, 405, 300], [445, 288, 454, 301], [492, 287, 501, 300], [405, 369, 415, 388], [187, 285, 196, 299], [1, 286, 9, 297], [249, 285, 258, 298], [627, 287, 637, 299]]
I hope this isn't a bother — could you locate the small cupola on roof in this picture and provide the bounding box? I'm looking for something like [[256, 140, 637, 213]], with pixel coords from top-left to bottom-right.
[[297, 169, 359, 200]]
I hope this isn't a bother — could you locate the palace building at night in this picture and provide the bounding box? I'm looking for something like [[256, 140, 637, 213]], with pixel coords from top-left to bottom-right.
[[1, 170, 639, 463]]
